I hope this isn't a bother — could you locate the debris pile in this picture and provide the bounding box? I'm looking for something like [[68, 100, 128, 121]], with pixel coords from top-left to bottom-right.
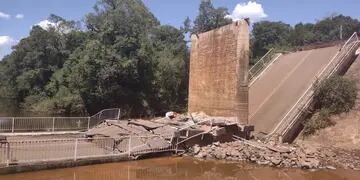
[[189, 140, 322, 169], [84, 112, 254, 155], [189, 139, 360, 170], [317, 147, 360, 170]]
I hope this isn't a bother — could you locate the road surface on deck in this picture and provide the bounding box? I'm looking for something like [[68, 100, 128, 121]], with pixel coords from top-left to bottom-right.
[[249, 46, 340, 134]]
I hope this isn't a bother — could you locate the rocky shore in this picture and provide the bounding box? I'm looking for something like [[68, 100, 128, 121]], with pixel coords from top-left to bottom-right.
[[187, 139, 360, 170]]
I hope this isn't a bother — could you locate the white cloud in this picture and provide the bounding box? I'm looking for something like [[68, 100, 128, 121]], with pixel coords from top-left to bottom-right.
[[226, 1, 268, 23], [34, 19, 73, 34], [35, 19, 59, 30], [0, 36, 17, 60], [0, 11, 11, 19], [0, 36, 16, 46], [15, 14, 24, 19]]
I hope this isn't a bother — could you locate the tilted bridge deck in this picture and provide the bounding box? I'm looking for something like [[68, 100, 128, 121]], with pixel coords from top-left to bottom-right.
[[249, 33, 360, 139]]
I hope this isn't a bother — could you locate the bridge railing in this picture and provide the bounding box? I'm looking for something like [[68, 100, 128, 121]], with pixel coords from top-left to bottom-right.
[[89, 108, 121, 128], [0, 135, 177, 167], [249, 49, 281, 83], [0, 108, 121, 133], [268, 32, 360, 141]]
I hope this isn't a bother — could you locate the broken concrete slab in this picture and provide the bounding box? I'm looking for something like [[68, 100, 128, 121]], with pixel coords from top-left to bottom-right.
[[109, 121, 151, 135], [86, 111, 254, 157], [129, 119, 164, 130], [146, 137, 171, 149], [152, 125, 177, 136], [170, 114, 189, 122], [116, 136, 171, 154], [86, 125, 129, 137], [210, 127, 227, 137]]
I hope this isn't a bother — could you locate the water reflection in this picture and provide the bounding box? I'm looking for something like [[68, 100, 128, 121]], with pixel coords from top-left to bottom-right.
[[0, 157, 359, 180]]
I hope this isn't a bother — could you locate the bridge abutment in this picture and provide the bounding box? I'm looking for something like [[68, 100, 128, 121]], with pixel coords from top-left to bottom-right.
[[188, 20, 250, 124]]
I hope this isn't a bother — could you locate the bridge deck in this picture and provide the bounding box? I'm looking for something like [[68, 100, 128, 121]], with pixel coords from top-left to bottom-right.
[[249, 46, 340, 134]]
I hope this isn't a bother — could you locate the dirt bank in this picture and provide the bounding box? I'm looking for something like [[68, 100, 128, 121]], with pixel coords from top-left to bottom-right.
[[290, 54, 360, 168], [296, 55, 360, 150]]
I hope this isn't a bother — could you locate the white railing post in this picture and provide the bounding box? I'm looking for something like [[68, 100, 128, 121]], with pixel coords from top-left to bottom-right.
[[11, 118, 14, 133], [52, 117, 55, 132], [6, 143, 10, 166], [128, 136, 131, 157], [249, 71, 253, 80], [117, 109, 121, 120], [87, 117, 91, 130], [175, 137, 178, 154], [74, 139, 78, 161], [249, 48, 275, 82]]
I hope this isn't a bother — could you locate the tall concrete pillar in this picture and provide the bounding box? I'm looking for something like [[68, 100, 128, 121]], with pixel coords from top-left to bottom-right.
[[188, 20, 250, 124]]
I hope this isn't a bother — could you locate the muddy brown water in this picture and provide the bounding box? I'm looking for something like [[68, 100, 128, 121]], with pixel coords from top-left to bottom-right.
[[0, 157, 359, 180]]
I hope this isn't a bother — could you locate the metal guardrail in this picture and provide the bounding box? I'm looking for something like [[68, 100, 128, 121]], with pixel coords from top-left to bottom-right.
[[0, 108, 121, 133], [0, 135, 177, 167], [268, 32, 360, 140], [249, 49, 280, 82]]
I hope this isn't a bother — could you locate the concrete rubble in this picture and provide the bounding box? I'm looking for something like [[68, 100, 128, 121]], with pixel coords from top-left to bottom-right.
[[187, 139, 360, 170], [87, 111, 360, 170], [85, 112, 254, 156]]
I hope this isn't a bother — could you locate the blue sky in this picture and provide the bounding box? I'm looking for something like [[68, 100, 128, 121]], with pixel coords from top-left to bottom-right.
[[1, 0, 360, 59]]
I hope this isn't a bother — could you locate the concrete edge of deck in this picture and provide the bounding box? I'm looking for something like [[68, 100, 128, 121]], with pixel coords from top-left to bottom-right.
[[0, 131, 84, 136], [0, 152, 176, 175]]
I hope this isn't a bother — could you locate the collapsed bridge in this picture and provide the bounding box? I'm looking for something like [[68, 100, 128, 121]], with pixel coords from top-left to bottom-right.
[[249, 33, 360, 141], [0, 107, 252, 168], [188, 20, 360, 142]]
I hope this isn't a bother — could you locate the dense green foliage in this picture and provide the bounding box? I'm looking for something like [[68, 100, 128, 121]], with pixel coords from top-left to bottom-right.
[[314, 75, 357, 114], [0, 0, 188, 116], [251, 14, 360, 59], [251, 21, 292, 59], [1, 0, 360, 118], [303, 75, 357, 136], [302, 108, 334, 136], [182, 0, 232, 34], [183, 1, 360, 63]]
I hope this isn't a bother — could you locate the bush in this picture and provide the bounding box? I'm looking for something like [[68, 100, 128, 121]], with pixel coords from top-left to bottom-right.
[[313, 75, 357, 114], [303, 108, 334, 136], [303, 75, 357, 136]]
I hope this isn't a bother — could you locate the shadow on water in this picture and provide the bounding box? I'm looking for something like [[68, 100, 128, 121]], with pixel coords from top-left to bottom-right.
[[0, 157, 359, 180]]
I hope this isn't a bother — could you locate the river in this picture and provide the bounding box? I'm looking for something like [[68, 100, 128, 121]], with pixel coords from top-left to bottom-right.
[[0, 157, 359, 180]]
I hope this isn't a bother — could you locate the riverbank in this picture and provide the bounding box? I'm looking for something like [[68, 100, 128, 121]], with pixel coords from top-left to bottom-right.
[[187, 139, 360, 170]]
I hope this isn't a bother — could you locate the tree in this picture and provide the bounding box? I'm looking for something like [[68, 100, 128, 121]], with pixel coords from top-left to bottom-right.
[[148, 25, 189, 113], [313, 15, 360, 42], [50, 0, 188, 116], [250, 15, 360, 60], [314, 75, 357, 114], [0, 15, 87, 115], [252, 21, 292, 57], [1, 26, 67, 113], [181, 17, 192, 34], [0, 0, 189, 116], [191, 0, 232, 34], [289, 23, 316, 46]]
